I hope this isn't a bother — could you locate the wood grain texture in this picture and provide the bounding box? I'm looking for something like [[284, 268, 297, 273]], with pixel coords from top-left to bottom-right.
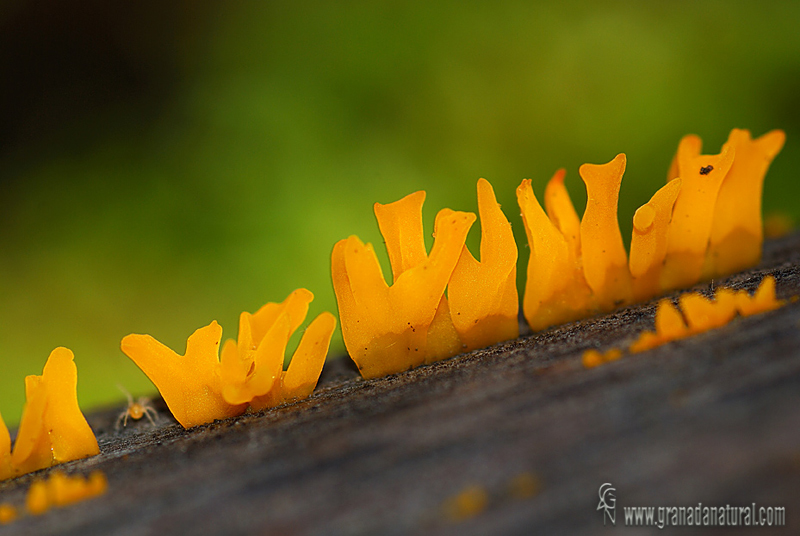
[[2, 234, 800, 535]]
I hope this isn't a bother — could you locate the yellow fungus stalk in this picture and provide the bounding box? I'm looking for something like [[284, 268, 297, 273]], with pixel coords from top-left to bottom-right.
[[0, 413, 12, 481], [122, 289, 335, 427], [516, 176, 593, 331], [448, 178, 519, 352], [220, 289, 336, 411], [544, 168, 581, 262], [705, 129, 786, 277], [332, 190, 475, 378], [517, 155, 636, 331], [2, 348, 99, 481], [661, 137, 736, 291], [629, 179, 682, 302], [579, 154, 634, 309]]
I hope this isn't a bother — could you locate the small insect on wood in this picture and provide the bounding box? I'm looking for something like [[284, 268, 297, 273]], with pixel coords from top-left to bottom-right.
[[116, 385, 158, 429]]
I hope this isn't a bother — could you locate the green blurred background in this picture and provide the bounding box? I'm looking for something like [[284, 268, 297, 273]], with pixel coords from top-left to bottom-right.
[[1, 1, 798, 425]]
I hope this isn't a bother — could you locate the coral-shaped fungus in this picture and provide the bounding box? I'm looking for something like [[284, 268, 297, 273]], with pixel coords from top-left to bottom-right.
[[705, 129, 786, 277], [517, 128, 784, 333], [219, 289, 336, 411], [121, 289, 335, 428], [630, 276, 784, 353], [449, 179, 519, 352], [0, 348, 99, 482], [332, 179, 518, 379], [517, 155, 633, 330]]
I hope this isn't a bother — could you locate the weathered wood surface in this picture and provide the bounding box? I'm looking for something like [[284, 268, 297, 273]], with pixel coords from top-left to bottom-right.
[[2, 235, 800, 535]]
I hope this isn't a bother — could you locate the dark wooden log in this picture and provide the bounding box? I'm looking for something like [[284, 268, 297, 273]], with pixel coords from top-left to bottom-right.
[[2, 235, 800, 535]]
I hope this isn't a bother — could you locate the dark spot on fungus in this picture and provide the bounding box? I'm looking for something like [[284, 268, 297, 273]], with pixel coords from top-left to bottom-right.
[[700, 165, 713, 175]]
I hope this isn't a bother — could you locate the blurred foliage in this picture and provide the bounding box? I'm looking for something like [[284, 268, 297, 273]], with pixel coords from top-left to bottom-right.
[[1, 0, 799, 425]]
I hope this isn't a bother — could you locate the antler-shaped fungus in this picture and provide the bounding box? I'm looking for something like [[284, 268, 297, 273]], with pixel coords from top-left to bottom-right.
[[629, 179, 682, 302], [448, 179, 519, 352], [121, 322, 246, 428], [0, 348, 99, 481], [517, 128, 784, 334], [517, 174, 594, 331], [661, 136, 736, 290], [121, 289, 335, 428], [220, 289, 336, 411], [517, 155, 634, 331], [705, 129, 786, 277], [332, 191, 475, 378]]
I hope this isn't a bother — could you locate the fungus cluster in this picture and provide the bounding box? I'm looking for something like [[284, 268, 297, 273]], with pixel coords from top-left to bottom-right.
[[1, 348, 99, 482], [121, 289, 336, 428], [581, 276, 785, 369], [581, 347, 622, 369], [0, 127, 788, 492], [517, 129, 784, 332], [332, 179, 518, 378], [0, 470, 107, 523], [630, 276, 784, 353], [25, 471, 107, 515]]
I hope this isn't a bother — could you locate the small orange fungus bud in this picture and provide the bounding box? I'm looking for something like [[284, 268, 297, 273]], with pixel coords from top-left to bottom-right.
[[706, 129, 786, 276], [582, 347, 622, 368], [0, 504, 16, 524], [26, 480, 49, 515], [630, 277, 783, 353], [735, 275, 784, 316], [654, 298, 690, 341], [442, 485, 489, 522], [507, 472, 542, 499], [332, 190, 475, 378], [679, 291, 737, 333], [630, 299, 689, 353], [449, 178, 519, 351], [2, 348, 99, 481], [763, 211, 793, 239], [26, 471, 107, 515]]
